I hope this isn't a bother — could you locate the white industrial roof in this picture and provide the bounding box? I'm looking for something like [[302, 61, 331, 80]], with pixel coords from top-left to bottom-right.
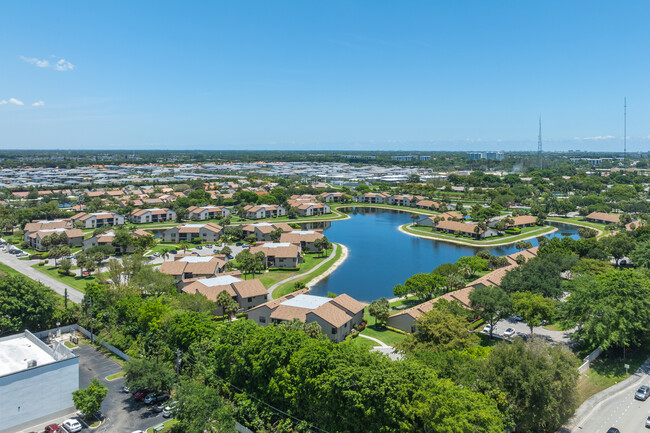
[[179, 256, 213, 263], [0, 334, 56, 376], [281, 294, 331, 310], [199, 275, 241, 287]]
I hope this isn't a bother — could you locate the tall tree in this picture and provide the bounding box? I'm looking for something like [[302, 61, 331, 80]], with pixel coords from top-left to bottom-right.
[[397, 308, 479, 353], [367, 297, 390, 327], [0, 275, 56, 334], [171, 380, 237, 433], [469, 286, 512, 339], [500, 258, 563, 298], [511, 292, 555, 335], [603, 233, 636, 265], [72, 378, 108, 417]]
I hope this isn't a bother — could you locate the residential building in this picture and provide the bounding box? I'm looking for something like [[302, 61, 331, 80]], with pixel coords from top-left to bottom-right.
[[186, 206, 232, 220], [466, 151, 505, 161], [353, 192, 391, 204], [435, 220, 485, 238], [247, 292, 365, 342], [161, 223, 223, 243], [26, 228, 84, 250], [507, 215, 537, 227], [82, 229, 151, 253], [129, 208, 177, 223], [249, 242, 302, 269], [294, 202, 331, 216], [0, 330, 78, 433], [243, 204, 286, 219], [319, 192, 346, 202], [241, 222, 293, 242], [23, 219, 72, 237], [280, 230, 325, 252], [182, 275, 268, 313], [159, 255, 228, 287], [585, 212, 621, 225], [70, 211, 125, 228]]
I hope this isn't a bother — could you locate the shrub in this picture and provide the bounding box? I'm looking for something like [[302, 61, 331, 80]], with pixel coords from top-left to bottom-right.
[[38, 261, 46, 267]]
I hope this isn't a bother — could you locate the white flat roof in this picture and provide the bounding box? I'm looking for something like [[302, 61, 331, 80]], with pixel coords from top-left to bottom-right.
[[179, 256, 213, 263], [200, 275, 241, 287], [0, 335, 55, 376], [290, 230, 315, 235], [252, 223, 273, 226], [183, 224, 206, 228], [262, 242, 291, 248], [281, 294, 331, 310]]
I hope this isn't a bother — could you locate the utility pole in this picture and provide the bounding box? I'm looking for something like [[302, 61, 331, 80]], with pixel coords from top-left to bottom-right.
[[537, 116, 543, 170], [175, 350, 182, 379], [89, 297, 94, 344], [623, 97, 627, 161]]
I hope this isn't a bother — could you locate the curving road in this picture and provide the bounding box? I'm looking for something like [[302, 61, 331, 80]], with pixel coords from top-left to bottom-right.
[[0, 250, 84, 303]]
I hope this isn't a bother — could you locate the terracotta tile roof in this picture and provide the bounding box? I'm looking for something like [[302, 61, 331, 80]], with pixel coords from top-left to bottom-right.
[[330, 293, 365, 315], [436, 220, 483, 234], [509, 215, 537, 226], [280, 231, 324, 244], [249, 243, 300, 259], [585, 212, 620, 223]]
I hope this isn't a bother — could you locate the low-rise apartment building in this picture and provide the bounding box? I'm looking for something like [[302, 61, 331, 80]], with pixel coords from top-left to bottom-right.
[[187, 206, 231, 220], [129, 208, 176, 223], [71, 211, 125, 228], [249, 242, 302, 269], [161, 223, 223, 243], [182, 274, 268, 314], [243, 204, 286, 219]]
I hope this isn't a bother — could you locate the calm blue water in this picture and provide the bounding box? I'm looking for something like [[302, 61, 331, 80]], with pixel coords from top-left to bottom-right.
[[307, 207, 580, 302]]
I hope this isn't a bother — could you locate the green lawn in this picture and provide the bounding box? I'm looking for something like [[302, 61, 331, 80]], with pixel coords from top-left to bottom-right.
[[31, 264, 96, 292], [106, 371, 125, 380], [577, 346, 650, 404], [547, 217, 611, 238], [332, 202, 440, 216], [253, 246, 340, 292], [272, 244, 344, 298], [146, 419, 178, 433], [348, 335, 379, 351], [360, 325, 407, 347]]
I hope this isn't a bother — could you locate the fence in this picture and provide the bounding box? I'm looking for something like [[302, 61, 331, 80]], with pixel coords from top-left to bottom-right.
[[32, 323, 130, 361], [578, 347, 602, 373]]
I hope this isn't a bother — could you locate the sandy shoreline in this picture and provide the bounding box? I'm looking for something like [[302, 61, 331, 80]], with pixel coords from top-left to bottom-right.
[[397, 223, 558, 248], [307, 244, 349, 289]]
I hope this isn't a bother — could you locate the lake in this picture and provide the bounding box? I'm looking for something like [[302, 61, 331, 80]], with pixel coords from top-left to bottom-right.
[[307, 207, 580, 302]]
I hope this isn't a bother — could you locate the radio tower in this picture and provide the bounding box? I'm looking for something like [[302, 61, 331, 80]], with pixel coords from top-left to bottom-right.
[[623, 97, 627, 160], [537, 116, 543, 170]]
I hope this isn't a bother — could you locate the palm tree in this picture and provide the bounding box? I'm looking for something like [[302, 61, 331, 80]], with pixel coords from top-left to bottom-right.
[[180, 241, 190, 254]]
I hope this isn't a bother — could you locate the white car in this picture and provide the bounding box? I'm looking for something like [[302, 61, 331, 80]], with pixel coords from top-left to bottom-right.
[[483, 324, 492, 333], [503, 328, 516, 338], [62, 419, 82, 432]]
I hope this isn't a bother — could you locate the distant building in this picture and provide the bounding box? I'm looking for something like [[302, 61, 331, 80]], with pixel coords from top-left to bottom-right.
[[391, 155, 418, 161], [419, 155, 431, 161], [0, 330, 78, 432], [466, 152, 504, 161]]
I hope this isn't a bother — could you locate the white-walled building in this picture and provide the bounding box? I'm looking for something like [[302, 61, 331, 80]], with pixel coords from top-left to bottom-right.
[[0, 330, 79, 433]]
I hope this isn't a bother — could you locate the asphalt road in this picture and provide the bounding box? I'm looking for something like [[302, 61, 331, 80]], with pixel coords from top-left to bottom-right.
[[0, 248, 84, 303], [490, 315, 575, 345], [574, 379, 650, 432]]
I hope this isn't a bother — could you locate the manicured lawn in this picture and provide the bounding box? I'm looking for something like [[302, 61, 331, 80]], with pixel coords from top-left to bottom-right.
[[272, 244, 343, 298], [333, 202, 439, 216], [360, 325, 407, 347], [348, 335, 379, 351], [106, 371, 125, 380], [146, 419, 178, 433], [31, 264, 96, 292], [547, 217, 610, 236], [254, 246, 339, 291], [577, 346, 650, 405]]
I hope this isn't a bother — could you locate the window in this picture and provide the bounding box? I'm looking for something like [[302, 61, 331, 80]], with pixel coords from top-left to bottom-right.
[[247, 297, 252, 303], [331, 328, 337, 335], [260, 316, 266, 323]]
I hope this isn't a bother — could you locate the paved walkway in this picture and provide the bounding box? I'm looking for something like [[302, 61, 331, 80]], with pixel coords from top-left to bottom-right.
[[0, 251, 84, 303], [267, 244, 340, 299], [359, 334, 388, 347]]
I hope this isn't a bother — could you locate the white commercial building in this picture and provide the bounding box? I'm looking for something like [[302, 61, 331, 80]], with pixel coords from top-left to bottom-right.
[[0, 330, 79, 433]]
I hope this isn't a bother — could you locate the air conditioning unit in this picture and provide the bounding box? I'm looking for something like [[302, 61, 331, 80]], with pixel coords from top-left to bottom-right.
[[27, 360, 37, 368]]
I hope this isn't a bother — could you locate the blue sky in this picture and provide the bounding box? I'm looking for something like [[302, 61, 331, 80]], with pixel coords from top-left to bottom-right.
[[1, 1, 649, 152]]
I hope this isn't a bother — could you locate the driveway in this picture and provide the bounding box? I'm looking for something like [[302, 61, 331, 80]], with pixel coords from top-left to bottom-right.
[[75, 345, 169, 433], [492, 316, 575, 345]]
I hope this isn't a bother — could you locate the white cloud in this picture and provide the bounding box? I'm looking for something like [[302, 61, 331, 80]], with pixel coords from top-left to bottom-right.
[[32, 101, 45, 107], [9, 98, 24, 106], [54, 59, 74, 71], [0, 100, 7, 105], [583, 135, 615, 141], [20, 55, 74, 71]]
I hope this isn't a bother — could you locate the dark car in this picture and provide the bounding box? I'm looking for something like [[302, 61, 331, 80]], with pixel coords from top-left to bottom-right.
[[606, 428, 620, 433], [44, 424, 61, 433], [170, 249, 178, 254], [636, 385, 650, 401]]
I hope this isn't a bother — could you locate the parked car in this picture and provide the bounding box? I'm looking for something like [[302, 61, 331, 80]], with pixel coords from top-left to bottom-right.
[[44, 424, 61, 433], [206, 244, 213, 248], [162, 402, 177, 418], [62, 419, 82, 433], [646, 415, 650, 428], [606, 428, 620, 433], [144, 392, 169, 404], [153, 252, 161, 257], [170, 249, 178, 254], [17, 252, 29, 257], [154, 403, 165, 412], [196, 245, 203, 250], [635, 385, 650, 401], [121, 385, 130, 393], [236, 242, 243, 246], [512, 314, 523, 321], [134, 389, 150, 401], [503, 328, 516, 338], [227, 254, 233, 259], [483, 324, 492, 333]]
